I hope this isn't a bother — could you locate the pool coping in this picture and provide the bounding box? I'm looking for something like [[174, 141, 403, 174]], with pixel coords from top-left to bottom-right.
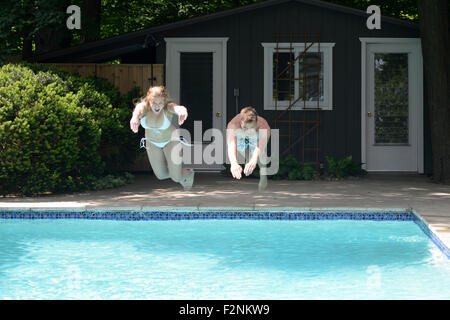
[[0, 206, 448, 259]]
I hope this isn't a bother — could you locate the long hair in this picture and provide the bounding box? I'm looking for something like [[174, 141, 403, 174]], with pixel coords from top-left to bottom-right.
[[134, 86, 173, 112]]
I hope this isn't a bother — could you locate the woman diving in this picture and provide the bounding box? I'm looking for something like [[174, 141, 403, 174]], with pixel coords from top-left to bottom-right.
[[129, 86, 194, 190]]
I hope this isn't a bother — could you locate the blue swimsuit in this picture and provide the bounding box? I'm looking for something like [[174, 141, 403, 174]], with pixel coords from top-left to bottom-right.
[[139, 110, 192, 149], [236, 134, 258, 154]]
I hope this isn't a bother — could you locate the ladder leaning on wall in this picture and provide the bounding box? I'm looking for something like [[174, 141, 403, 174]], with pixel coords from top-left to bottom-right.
[[273, 33, 322, 169]]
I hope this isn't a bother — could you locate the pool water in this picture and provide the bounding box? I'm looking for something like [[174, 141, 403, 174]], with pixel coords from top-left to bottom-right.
[[0, 219, 449, 299]]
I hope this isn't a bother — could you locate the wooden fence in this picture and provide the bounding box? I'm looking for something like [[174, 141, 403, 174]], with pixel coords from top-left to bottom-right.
[[41, 63, 164, 95]]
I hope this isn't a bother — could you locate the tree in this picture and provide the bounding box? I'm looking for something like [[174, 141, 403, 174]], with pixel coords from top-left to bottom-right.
[[0, 0, 75, 60], [34, 0, 73, 55], [80, 0, 101, 43], [417, 0, 450, 183], [0, 0, 36, 60], [0, 0, 423, 61]]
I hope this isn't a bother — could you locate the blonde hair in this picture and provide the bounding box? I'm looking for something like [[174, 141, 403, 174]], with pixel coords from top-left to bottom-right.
[[240, 106, 258, 124], [135, 86, 173, 112]]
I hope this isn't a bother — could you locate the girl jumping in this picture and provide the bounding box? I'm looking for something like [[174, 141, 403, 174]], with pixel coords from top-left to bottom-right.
[[129, 86, 194, 190]]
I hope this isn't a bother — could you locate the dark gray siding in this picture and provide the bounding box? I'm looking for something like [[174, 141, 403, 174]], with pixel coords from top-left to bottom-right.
[[152, 1, 427, 171]]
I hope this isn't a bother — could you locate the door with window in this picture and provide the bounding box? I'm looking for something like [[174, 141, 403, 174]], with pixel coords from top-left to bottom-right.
[[364, 40, 423, 172], [165, 38, 228, 171]]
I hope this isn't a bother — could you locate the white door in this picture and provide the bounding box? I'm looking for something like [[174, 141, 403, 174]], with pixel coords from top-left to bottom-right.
[[363, 39, 423, 172], [165, 38, 228, 171]]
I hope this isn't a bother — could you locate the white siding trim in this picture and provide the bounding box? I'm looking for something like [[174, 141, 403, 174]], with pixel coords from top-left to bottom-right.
[[360, 39, 367, 169]]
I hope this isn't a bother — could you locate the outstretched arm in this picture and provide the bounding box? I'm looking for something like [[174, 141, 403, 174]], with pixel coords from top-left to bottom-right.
[[243, 117, 271, 176], [130, 102, 146, 133], [167, 102, 188, 125], [227, 119, 243, 179], [254, 116, 271, 158]]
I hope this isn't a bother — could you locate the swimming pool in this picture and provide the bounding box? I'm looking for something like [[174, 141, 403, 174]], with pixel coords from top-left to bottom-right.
[[1, 208, 449, 299]]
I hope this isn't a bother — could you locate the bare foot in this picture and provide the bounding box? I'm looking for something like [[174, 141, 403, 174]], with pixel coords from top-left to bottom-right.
[[181, 168, 195, 191]]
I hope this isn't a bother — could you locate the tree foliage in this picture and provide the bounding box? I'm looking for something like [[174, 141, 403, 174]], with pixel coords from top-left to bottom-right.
[[0, 62, 143, 195], [0, 0, 421, 61], [0, 63, 103, 195]]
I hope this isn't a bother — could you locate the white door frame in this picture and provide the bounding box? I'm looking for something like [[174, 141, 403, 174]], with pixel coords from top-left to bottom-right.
[[165, 37, 228, 138], [360, 37, 424, 173]]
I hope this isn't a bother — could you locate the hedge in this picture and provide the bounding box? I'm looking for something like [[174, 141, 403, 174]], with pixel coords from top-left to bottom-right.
[[0, 62, 142, 196]]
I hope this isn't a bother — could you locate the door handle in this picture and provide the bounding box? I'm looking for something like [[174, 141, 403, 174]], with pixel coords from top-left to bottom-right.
[[367, 112, 372, 117], [216, 112, 222, 117]]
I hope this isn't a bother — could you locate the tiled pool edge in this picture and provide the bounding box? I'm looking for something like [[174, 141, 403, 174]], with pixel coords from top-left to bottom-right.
[[411, 210, 450, 259], [0, 207, 448, 259], [0, 207, 416, 221]]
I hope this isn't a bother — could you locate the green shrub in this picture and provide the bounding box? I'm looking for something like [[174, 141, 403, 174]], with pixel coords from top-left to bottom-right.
[[0, 62, 144, 196], [91, 172, 135, 190], [301, 162, 317, 180], [288, 168, 302, 180], [0, 64, 103, 195], [269, 155, 318, 180], [269, 155, 295, 180], [17, 62, 143, 174], [326, 155, 367, 178], [221, 154, 318, 180]]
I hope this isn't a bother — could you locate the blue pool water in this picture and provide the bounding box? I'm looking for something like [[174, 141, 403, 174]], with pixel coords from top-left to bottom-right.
[[0, 219, 449, 299]]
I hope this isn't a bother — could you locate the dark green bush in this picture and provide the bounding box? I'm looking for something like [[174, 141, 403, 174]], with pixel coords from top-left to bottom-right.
[[300, 162, 316, 180], [0, 64, 103, 195], [72, 83, 142, 173], [16, 62, 142, 174], [0, 62, 143, 196], [270, 155, 318, 180], [221, 154, 318, 180], [326, 155, 367, 178], [221, 154, 367, 181], [91, 172, 135, 190]]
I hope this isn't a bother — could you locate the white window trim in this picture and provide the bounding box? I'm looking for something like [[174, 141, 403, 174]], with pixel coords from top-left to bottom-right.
[[262, 42, 335, 110]]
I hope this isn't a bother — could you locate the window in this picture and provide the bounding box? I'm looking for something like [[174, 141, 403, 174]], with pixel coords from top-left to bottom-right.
[[262, 42, 335, 110]]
